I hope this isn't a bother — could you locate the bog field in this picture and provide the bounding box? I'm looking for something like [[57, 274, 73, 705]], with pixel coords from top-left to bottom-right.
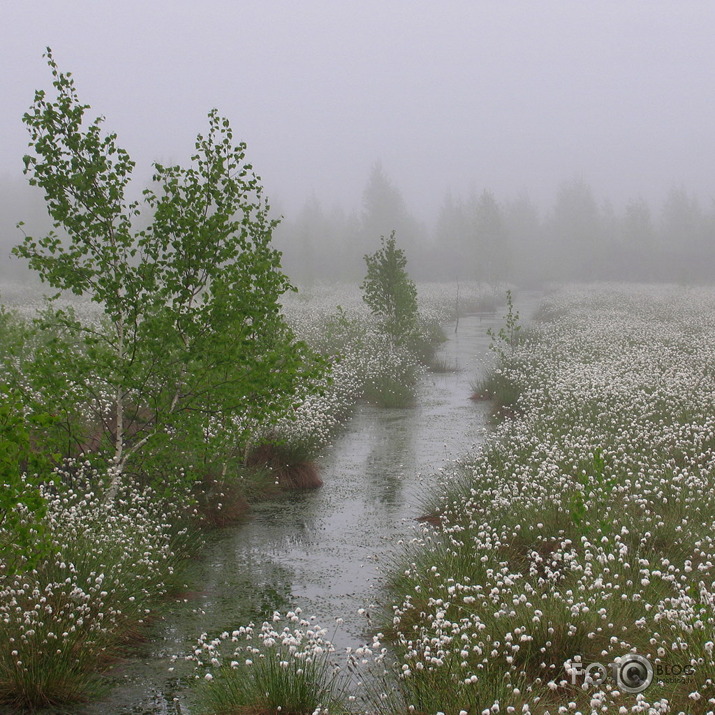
[[1, 281, 714, 715]]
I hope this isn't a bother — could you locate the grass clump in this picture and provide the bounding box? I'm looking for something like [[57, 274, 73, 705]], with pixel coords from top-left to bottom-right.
[[471, 289, 530, 414], [246, 440, 322, 489], [191, 611, 349, 715]]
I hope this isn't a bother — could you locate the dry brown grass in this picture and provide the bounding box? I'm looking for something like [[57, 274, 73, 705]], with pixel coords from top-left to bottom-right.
[[194, 472, 251, 528], [246, 443, 322, 489]]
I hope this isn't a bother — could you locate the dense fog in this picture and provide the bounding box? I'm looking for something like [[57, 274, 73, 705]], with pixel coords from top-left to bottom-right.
[[2, 2, 715, 287], [273, 166, 715, 285], [3, 166, 713, 286]]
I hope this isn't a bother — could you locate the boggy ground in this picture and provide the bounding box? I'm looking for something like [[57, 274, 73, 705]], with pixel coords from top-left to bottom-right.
[[382, 284, 715, 714]]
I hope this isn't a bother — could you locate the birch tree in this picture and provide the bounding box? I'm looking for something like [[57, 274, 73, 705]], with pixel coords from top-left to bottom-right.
[[15, 49, 324, 498]]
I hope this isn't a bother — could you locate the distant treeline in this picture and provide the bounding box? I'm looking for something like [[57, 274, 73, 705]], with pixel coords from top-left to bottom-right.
[[274, 164, 715, 286], [2, 164, 714, 286]]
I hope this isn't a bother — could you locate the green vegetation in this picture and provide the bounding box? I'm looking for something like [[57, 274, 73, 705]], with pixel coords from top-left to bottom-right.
[[361, 230, 419, 348], [0, 468, 187, 710], [0, 385, 55, 576], [472, 288, 525, 411], [359, 230, 432, 406], [192, 614, 350, 715], [0, 49, 325, 711], [486, 288, 521, 360], [14, 48, 325, 500]]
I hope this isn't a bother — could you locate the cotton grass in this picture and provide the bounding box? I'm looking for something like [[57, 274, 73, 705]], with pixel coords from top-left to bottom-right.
[[382, 285, 715, 714], [0, 462, 185, 710], [190, 610, 351, 714]]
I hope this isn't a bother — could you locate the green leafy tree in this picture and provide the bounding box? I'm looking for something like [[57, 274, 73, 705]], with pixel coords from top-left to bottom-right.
[[14, 49, 324, 498], [361, 230, 418, 345]]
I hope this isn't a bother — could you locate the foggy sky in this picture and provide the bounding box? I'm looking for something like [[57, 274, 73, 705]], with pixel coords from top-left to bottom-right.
[[2, 1, 715, 221]]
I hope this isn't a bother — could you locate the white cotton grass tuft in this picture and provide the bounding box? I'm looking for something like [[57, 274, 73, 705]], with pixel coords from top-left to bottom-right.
[[190, 612, 352, 714]]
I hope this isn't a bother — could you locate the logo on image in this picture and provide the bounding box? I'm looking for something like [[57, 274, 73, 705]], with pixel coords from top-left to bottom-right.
[[568, 654, 654, 693]]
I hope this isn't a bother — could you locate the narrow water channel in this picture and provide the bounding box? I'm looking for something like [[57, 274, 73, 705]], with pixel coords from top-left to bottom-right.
[[82, 299, 537, 715]]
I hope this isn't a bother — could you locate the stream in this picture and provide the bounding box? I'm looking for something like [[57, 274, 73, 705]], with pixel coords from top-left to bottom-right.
[[81, 297, 538, 715]]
